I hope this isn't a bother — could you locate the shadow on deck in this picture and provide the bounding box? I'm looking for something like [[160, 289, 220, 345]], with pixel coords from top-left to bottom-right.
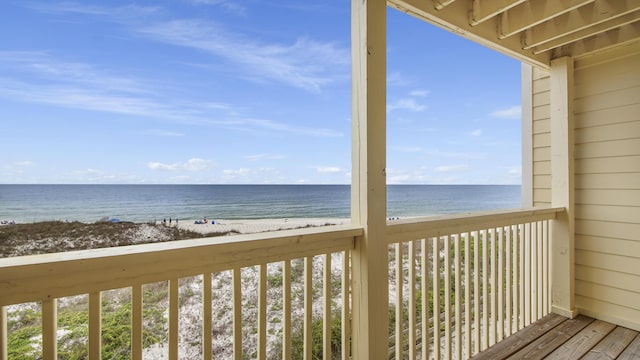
[[472, 313, 640, 359]]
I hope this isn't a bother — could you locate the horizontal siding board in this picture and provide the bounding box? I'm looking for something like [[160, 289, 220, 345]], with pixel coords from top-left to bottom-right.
[[576, 189, 640, 207], [533, 161, 550, 175], [576, 280, 640, 312], [576, 264, 640, 293], [533, 105, 550, 121], [533, 133, 550, 148], [575, 87, 640, 114], [575, 156, 640, 174], [576, 249, 640, 276], [575, 121, 640, 144], [575, 173, 640, 189], [533, 147, 550, 160], [533, 91, 550, 106], [576, 295, 640, 332], [532, 67, 549, 81], [575, 103, 640, 129], [533, 174, 551, 188], [575, 138, 640, 158], [575, 204, 640, 223], [533, 118, 550, 134], [576, 219, 640, 241], [533, 189, 551, 204], [574, 53, 640, 98], [577, 235, 640, 259], [533, 77, 550, 94]]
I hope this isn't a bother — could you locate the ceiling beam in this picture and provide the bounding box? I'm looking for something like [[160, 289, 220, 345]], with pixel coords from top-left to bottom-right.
[[434, 0, 457, 11], [470, 0, 527, 26], [523, 0, 640, 49], [498, 0, 595, 39], [389, 0, 550, 68], [553, 22, 640, 58], [533, 11, 640, 54]]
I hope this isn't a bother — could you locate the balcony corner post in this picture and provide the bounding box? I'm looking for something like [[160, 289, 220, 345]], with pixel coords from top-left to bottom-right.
[[350, 0, 389, 358], [550, 56, 578, 318]]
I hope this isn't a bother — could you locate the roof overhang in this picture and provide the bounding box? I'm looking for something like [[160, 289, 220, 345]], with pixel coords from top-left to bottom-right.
[[388, 0, 640, 69]]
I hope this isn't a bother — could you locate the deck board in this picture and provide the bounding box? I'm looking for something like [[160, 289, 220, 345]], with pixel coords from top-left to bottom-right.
[[507, 315, 594, 359], [471, 314, 640, 360], [582, 327, 639, 360], [545, 320, 616, 359], [470, 313, 567, 360], [618, 333, 640, 360]]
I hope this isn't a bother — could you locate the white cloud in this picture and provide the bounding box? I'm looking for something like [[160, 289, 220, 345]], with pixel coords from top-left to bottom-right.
[[14, 160, 35, 167], [148, 158, 214, 171], [387, 98, 426, 112], [490, 105, 521, 119], [188, 0, 246, 15], [409, 89, 430, 97], [244, 153, 284, 161], [137, 20, 349, 92], [471, 129, 483, 137], [316, 166, 342, 173], [434, 164, 469, 173], [144, 129, 184, 137]]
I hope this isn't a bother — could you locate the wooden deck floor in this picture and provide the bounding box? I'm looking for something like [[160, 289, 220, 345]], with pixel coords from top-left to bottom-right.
[[472, 313, 640, 359]]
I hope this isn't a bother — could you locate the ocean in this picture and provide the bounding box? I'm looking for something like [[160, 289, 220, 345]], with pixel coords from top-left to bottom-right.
[[0, 184, 521, 223]]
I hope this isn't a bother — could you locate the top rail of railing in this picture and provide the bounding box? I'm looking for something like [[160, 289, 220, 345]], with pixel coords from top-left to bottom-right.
[[0, 225, 362, 306], [387, 207, 564, 244]]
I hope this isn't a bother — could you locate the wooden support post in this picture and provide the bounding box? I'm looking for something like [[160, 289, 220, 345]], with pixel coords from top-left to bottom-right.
[[350, 0, 388, 358], [1, 306, 7, 360], [550, 56, 578, 318]]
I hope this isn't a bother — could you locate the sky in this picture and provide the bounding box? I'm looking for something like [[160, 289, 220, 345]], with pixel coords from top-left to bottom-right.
[[0, 0, 523, 185]]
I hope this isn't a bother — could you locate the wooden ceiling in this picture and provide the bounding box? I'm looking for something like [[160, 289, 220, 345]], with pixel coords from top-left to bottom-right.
[[388, 0, 640, 68]]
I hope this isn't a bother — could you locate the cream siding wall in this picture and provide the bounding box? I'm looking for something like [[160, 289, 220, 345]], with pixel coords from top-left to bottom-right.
[[573, 42, 640, 330], [531, 67, 552, 206]]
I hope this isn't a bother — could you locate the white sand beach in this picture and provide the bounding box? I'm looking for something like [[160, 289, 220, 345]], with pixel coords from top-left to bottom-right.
[[173, 217, 350, 235]]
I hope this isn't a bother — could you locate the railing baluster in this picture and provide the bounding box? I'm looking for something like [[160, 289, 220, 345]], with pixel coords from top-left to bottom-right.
[[233, 268, 242, 360], [497, 227, 505, 342], [481, 229, 488, 351], [543, 220, 549, 315], [304, 257, 312, 360], [342, 251, 350, 360], [408, 241, 417, 360], [396, 243, 403, 360], [454, 234, 462, 360], [444, 236, 452, 360], [283, 260, 292, 360], [1, 306, 6, 360], [131, 286, 142, 360], [169, 279, 179, 360], [323, 254, 332, 360], [432, 237, 441, 360], [42, 298, 57, 360], [537, 221, 544, 319], [490, 228, 497, 347], [89, 292, 102, 360], [464, 232, 471, 358], [259, 264, 267, 360], [518, 224, 525, 329], [421, 238, 429, 360], [524, 223, 531, 326], [531, 222, 538, 322], [506, 226, 512, 337], [473, 231, 480, 355], [203, 273, 212, 360]]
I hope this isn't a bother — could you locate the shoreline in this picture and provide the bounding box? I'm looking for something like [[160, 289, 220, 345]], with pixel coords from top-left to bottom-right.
[[169, 217, 350, 235]]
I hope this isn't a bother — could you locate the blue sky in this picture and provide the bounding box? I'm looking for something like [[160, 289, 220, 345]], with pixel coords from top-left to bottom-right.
[[0, 0, 522, 185]]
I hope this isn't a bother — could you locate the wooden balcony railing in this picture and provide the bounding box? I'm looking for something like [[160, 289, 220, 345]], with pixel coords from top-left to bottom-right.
[[386, 207, 563, 359], [0, 226, 361, 359], [0, 207, 563, 359]]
